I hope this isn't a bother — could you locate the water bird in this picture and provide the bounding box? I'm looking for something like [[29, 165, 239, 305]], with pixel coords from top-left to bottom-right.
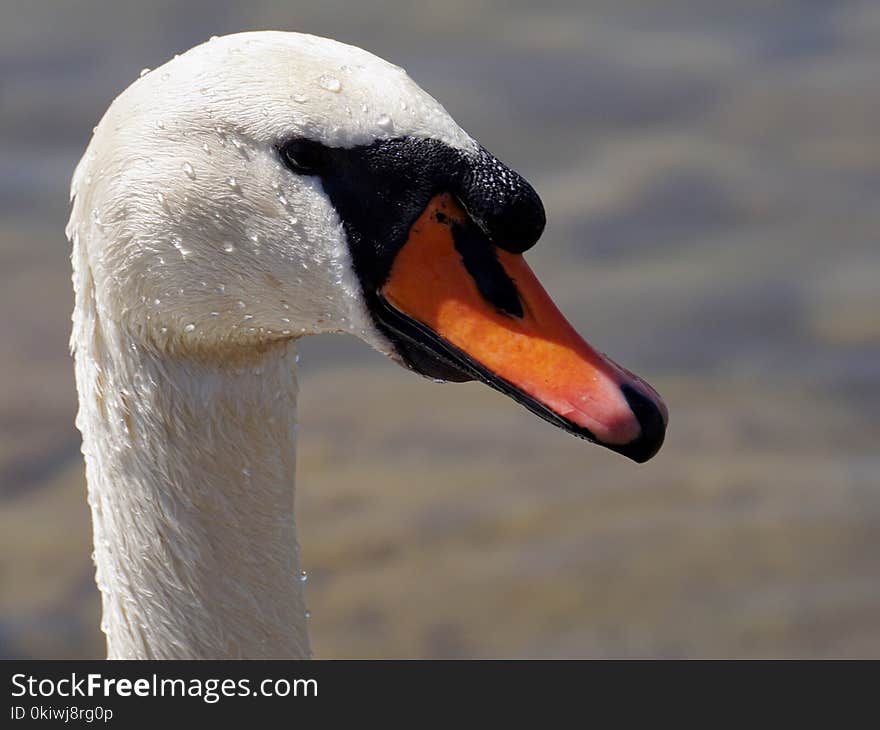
[[67, 31, 667, 658]]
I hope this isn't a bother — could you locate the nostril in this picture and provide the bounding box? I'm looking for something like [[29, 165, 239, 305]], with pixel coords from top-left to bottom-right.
[[617, 384, 667, 463]]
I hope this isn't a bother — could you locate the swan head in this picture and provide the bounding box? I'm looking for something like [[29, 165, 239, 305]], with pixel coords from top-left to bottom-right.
[[69, 31, 667, 462]]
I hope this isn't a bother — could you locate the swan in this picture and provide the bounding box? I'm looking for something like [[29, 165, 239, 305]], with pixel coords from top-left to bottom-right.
[[67, 31, 667, 659]]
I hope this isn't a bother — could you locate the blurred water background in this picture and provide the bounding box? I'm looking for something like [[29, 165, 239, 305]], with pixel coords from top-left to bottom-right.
[[1, 0, 878, 658]]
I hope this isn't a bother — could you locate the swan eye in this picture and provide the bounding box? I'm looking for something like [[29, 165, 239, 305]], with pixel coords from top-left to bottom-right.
[[280, 139, 327, 176]]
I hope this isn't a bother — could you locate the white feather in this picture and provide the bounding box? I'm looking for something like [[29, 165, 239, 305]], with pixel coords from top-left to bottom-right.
[[69, 31, 475, 658]]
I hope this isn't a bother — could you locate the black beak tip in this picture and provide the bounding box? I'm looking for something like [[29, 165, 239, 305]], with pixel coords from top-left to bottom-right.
[[614, 384, 668, 464]]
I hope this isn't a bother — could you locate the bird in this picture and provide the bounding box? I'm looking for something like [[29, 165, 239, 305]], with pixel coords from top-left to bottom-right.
[[66, 31, 667, 659]]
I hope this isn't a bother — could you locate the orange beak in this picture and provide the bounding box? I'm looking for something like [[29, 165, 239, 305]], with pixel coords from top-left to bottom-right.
[[379, 194, 668, 462]]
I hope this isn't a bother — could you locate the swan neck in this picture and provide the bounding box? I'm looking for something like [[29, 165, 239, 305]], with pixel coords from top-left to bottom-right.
[[74, 314, 309, 658]]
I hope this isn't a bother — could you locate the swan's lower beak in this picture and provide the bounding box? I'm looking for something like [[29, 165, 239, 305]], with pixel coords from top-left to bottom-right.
[[375, 193, 667, 463]]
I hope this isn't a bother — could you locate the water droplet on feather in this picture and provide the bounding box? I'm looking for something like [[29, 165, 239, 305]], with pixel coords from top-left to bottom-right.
[[318, 74, 341, 92]]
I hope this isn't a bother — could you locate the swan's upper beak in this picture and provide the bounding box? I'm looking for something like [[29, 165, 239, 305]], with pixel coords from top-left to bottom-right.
[[376, 194, 667, 463]]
